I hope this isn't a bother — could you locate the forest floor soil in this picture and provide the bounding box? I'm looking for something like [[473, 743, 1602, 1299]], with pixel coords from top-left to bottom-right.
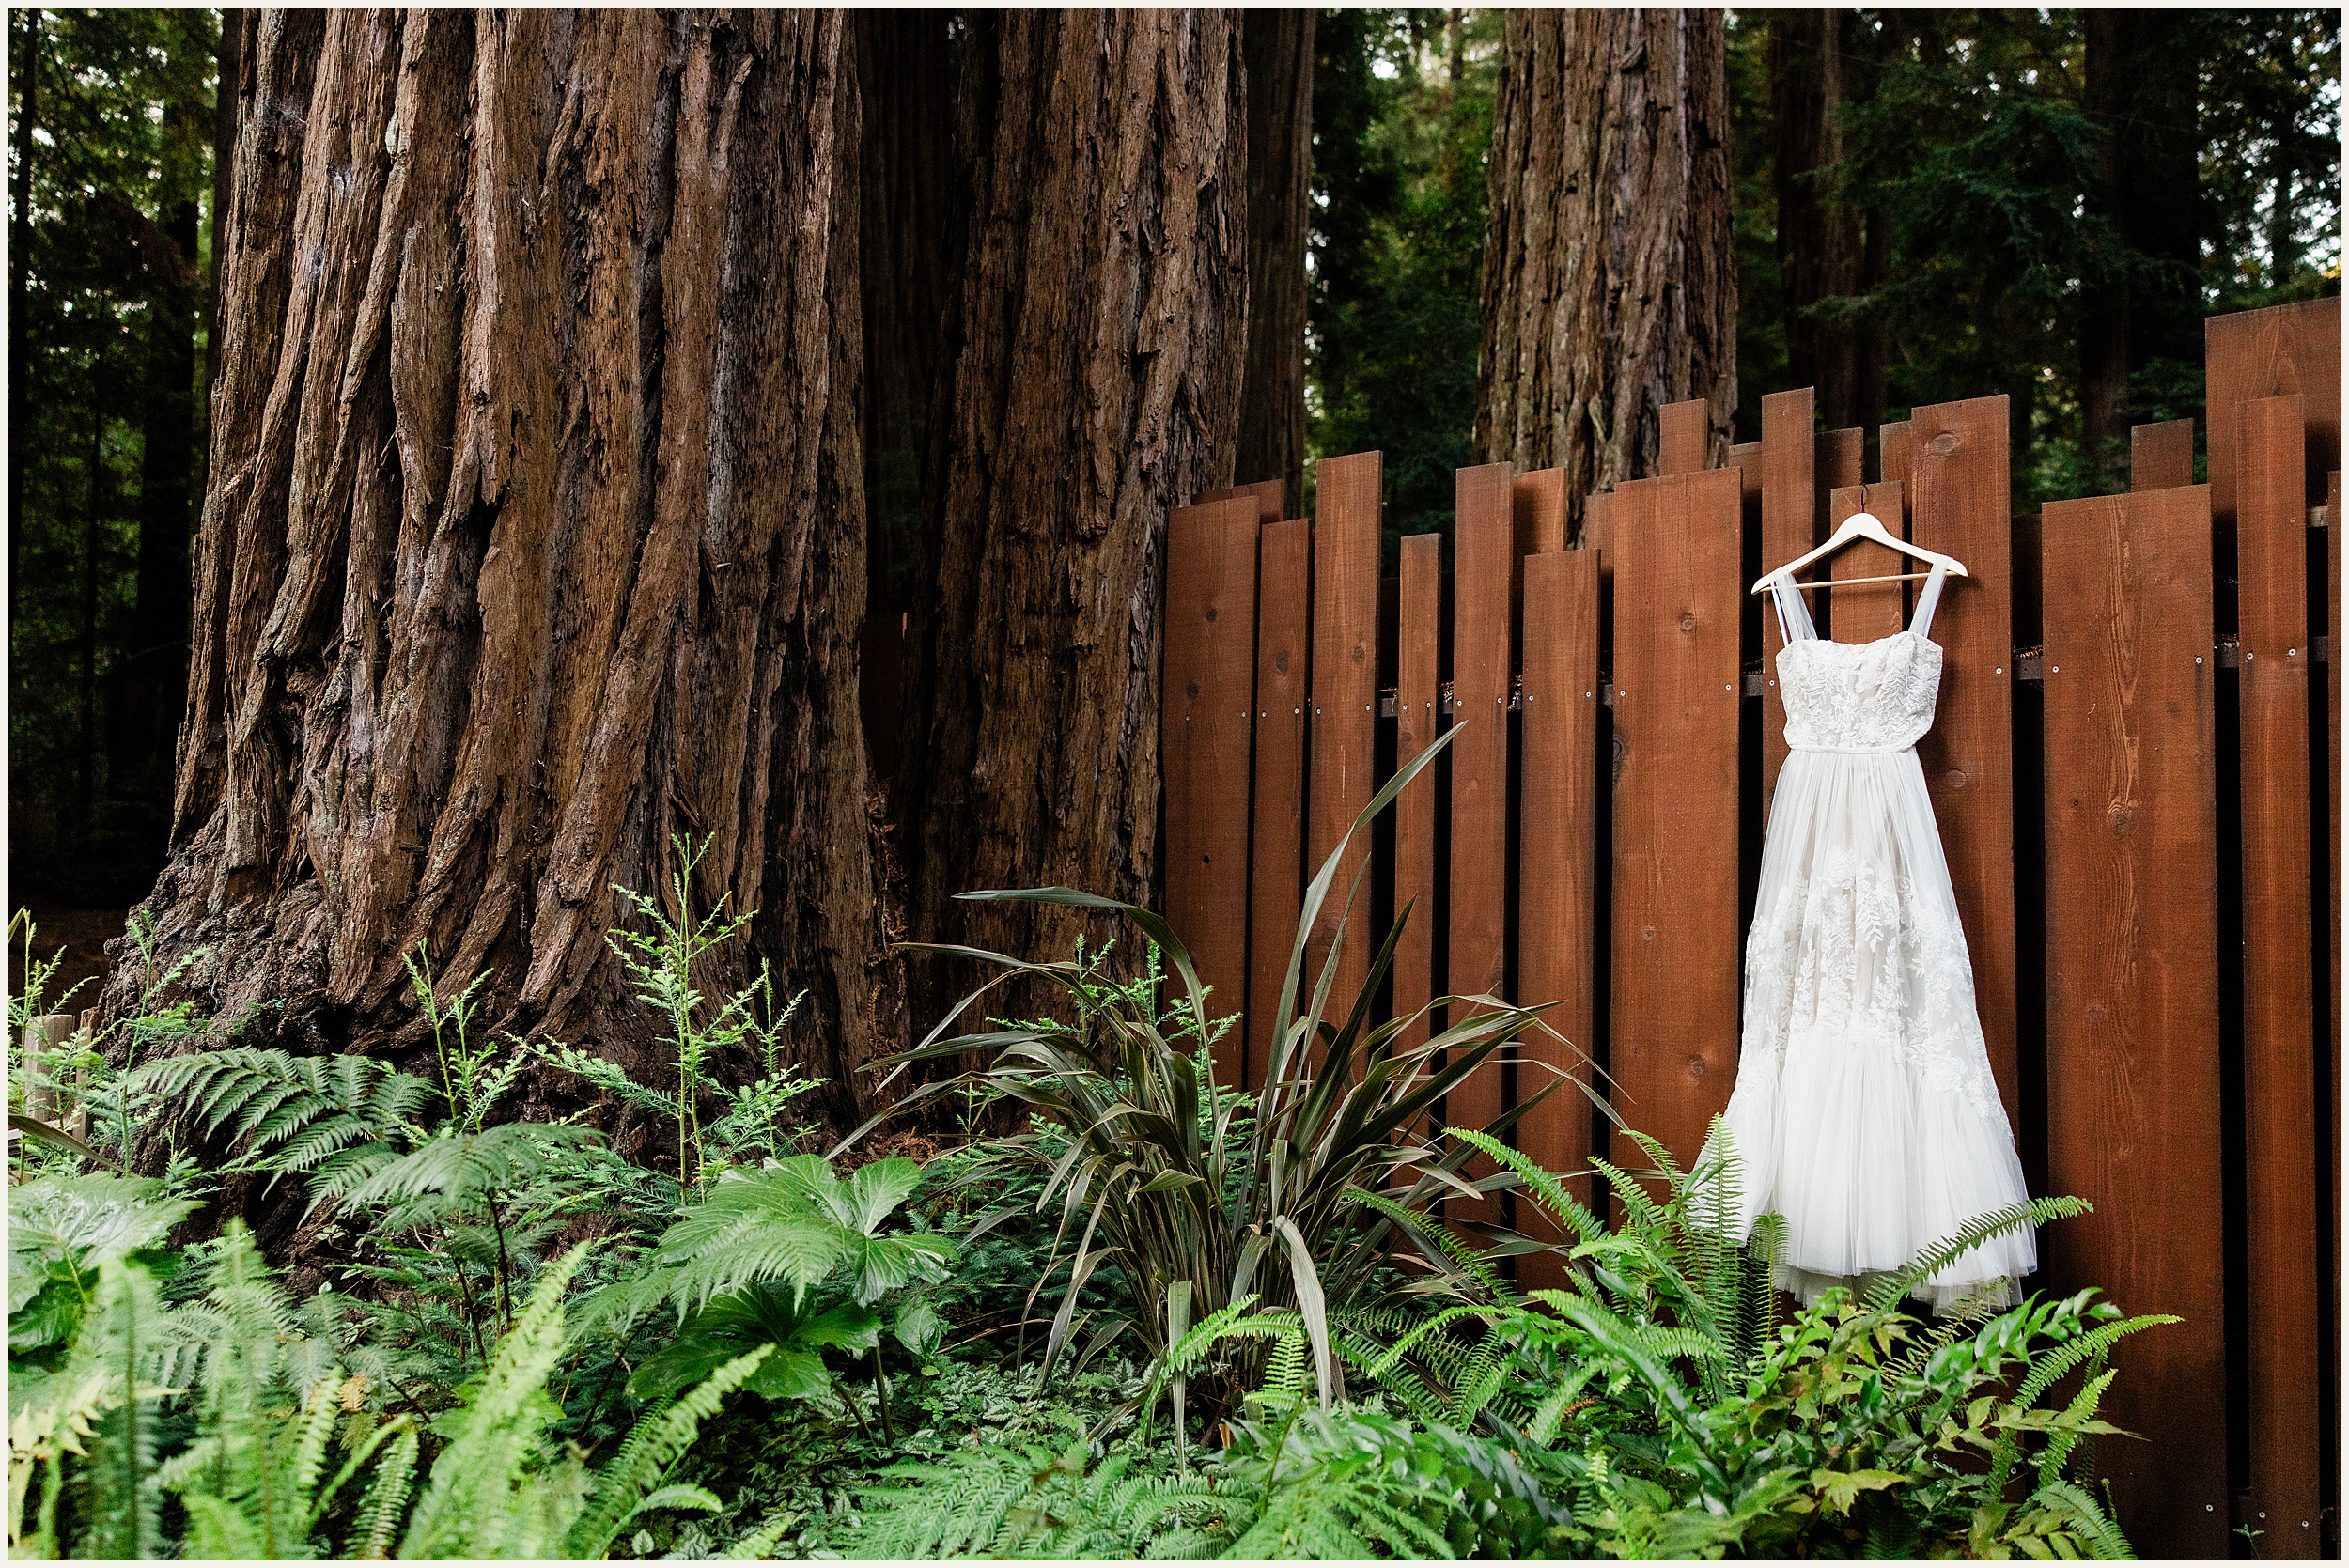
[[9, 900, 129, 1012]]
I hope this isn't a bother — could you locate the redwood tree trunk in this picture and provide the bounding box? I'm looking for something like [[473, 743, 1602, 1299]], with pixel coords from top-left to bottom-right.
[[1475, 8, 1735, 540], [1237, 8, 1312, 516], [117, 191, 201, 815], [129, 9, 894, 1127], [9, 8, 36, 630], [208, 9, 242, 406], [1770, 8, 1881, 432], [855, 9, 959, 789], [895, 9, 1246, 1026], [2082, 9, 2201, 470]]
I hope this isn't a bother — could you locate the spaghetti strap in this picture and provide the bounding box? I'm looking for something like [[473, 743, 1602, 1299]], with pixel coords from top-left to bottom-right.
[[1909, 562, 1950, 641], [1770, 571, 1817, 647]]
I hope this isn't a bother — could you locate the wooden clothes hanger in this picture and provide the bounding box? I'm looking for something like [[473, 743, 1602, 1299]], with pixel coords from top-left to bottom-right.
[[1749, 509, 1968, 594]]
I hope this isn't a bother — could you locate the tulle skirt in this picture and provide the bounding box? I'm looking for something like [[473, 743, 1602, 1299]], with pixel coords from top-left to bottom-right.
[[1710, 745, 2035, 1316]]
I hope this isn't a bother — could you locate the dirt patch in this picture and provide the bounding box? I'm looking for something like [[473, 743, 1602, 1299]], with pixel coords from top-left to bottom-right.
[[841, 1126, 961, 1170], [8, 903, 128, 1017]]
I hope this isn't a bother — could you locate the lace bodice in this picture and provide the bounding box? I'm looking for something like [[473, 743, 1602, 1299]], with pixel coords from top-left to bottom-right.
[[1766, 563, 1947, 753], [1778, 632, 1943, 753]]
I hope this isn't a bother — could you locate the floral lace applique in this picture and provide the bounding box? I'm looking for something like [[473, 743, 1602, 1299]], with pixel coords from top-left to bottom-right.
[[1777, 633, 1943, 753]]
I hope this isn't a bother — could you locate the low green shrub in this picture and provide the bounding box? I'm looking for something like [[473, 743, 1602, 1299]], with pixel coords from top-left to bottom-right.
[[850, 1127, 2165, 1561], [7, 1219, 780, 1560], [866, 726, 1599, 1417]]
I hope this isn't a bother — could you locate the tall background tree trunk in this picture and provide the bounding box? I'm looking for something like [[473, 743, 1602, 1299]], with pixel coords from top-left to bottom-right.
[[895, 9, 1246, 1031], [1475, 8, 1735, 539], [1769, 8, 1885, 433], [208, 9, 242, 406], [1237, 8, 1312, 516], [126, 9, 895, 1133], [116, 190, 200, 822], [2082, 9, 2201, 471], [855, 9, 958, 792], [76, 387, 104, 843], [10, 8, 37, 631]]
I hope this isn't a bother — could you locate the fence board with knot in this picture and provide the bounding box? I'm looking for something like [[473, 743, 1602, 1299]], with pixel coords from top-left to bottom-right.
[[1160, 297, 2341, 1558]]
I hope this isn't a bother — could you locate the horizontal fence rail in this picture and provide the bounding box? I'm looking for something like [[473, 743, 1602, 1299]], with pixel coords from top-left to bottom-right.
[[1160, 297, 2342, 1558]]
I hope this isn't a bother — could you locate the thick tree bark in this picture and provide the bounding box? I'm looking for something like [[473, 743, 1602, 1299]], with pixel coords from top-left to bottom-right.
[[77, 388, 104, 840], [1237, 8, 1312, 516], [854, 9, 958, 791], [1769, 9, 1889, 434], [10, 8, 36, 630], [208, 9, 242, 405], [126, 10, 895, 1131], [1475, 8, 1735, 540], [116, 194, 201, 811], [895, 9, 1246, 1028], [2082, 9, 2201, 463]]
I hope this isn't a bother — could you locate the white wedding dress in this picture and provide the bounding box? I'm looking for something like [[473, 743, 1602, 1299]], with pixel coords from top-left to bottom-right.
[[1711, 564, 2035, 1314]]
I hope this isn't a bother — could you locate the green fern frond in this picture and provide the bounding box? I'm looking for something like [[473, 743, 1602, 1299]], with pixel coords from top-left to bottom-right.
[[2014, 1312, 2176, 1410], [1346, 1187, 1512, 1304], [566, 1347, 772, 1559], [2033, 1368, 2118, 1491], [1864, 1197, 2091, 1312], [1585, 1155, 1669, 1242], [344, 1423, 418, 1560], [397, 1244, 591, 1559], [1445, 1126, 1609, 1252], [2031, 1477, 2136, 1560]]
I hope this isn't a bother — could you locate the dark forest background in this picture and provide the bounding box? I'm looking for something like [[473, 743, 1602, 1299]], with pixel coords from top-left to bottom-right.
[[7, 7, 2341, 933]]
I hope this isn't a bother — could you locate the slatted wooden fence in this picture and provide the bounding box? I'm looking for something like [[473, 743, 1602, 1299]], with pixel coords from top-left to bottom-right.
[[1161, 297, 2341, 1558]]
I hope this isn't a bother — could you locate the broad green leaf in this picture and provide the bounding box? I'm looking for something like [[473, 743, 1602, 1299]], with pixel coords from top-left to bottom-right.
[[894, 1296, 943, 1358]]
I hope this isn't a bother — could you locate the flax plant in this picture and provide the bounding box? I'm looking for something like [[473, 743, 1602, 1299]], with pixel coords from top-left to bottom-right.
[[863, 723, 1610, 1417]]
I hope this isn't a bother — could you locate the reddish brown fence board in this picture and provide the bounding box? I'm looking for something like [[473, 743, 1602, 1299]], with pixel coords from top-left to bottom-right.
[[2331, 471, 2343, 1387], [1518, 547, 1601, 1260], [1760, 391, 1819, 813], [2209, 297, 2341, 519], [1879, 419, 1914, 490], [1828, 480, 1910, 645], [1248, 516, 1312, 1087], [1513, 469, 1566, 558], [1309, 452, 1382, 1020], [1609, 467, 1743, 1175], [2041, 484, 2228, 1560], [1394, 536, 1441, 1055], [1163, 497, 1262, 1089], [1583, 490, 1614, 565], [1728, 441, 1763, 506], [1817, 427, 1863, 497], [2236, 395, 2322, 1554], [1201, 479, 1285, 521], [1451, 464, 1516, 1217], [1659, 399, 1710, 477], [2133, 420, 2196, 493], [1909, 396, 2020, 1124]]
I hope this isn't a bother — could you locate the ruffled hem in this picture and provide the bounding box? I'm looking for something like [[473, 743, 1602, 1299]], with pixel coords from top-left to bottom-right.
[[1775, 1264, 2021, 1318], [1708, 1018, 2037, 1320]]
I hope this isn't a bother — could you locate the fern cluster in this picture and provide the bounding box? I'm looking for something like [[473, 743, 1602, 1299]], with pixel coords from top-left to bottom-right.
[[848, 1119, 2167, 1561], [8, 1220, 769, 1560]]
